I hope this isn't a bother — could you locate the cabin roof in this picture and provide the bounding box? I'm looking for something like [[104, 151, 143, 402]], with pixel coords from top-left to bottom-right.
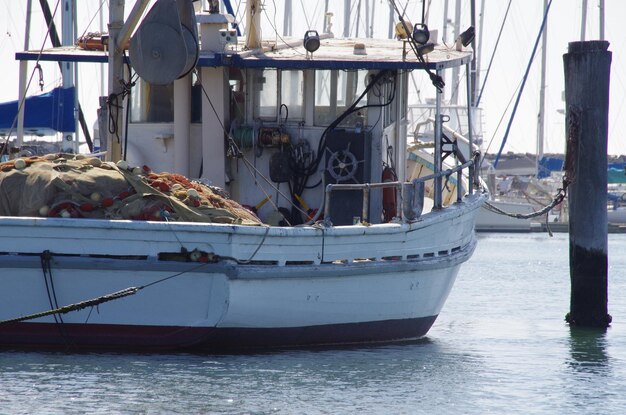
[[15, 36, 472, 71]]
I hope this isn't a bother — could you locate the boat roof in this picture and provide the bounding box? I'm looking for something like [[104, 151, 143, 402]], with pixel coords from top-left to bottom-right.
[[15, 36, 472, 71]]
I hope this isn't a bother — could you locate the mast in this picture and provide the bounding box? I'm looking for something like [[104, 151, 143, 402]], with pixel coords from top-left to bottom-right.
[[245, 0, 262, 48], [368, 0, 374, 38], [580, 0, 587, 41], [344, 0, 350, 38], [441, 0, 449, 97], [323, 0, 331, 33], [387, 2, 393, 39], [470, 0, 480, 107], [355, 0, 361, 37], [365, 0, 370, 38], [537, 0, 548, 177], [108, 0, 151, 162], [61, 0, 76, 153], [17, 0, 33, 147], [283, 0, 292, 36], [450, 0, 462, 104], [24, 0, 33, 50], [99, 0, 105, 96], [107, 0, 125, 162], [599, 0, 605, 40]]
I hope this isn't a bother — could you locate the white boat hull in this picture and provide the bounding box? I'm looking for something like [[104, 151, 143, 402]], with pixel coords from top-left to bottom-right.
[[1, 256, 465, 350], [475, 199, 538, 232], [0, 192, 485, 351]]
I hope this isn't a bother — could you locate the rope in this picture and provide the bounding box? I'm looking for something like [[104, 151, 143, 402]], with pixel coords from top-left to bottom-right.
[[483, 186, 566, 221], [231, 126, 255, 150], [483, 177, 569, 238], [238, 225, 271, 264], [0, 222, 280, 325], [484, 103, 578, 233], [0, 255, 215, 325], [39, 251, 70, 345], [0, 287, 140, 325]]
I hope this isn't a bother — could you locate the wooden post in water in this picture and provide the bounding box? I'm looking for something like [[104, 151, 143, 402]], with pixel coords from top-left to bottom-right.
[[563, 41, 612, 328]]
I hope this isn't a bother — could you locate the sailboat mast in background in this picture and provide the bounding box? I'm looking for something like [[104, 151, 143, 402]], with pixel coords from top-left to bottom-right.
[[536, 0, 548, 177]]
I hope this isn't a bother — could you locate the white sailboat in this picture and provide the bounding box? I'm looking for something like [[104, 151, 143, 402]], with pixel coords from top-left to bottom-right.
[[0, 0, 486, 351]]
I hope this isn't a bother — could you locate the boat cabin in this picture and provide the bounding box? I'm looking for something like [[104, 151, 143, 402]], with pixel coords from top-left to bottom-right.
[[14, 4, 474, 227]]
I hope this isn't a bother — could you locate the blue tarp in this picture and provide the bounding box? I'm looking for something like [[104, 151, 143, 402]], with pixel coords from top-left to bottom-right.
[[537, 156, 564, 178], [0, 86, 75, 134], [608, 167, 626, 183], [538, 156, 626, 183]]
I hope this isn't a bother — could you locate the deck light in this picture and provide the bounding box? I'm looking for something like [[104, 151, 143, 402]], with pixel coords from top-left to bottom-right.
[[411, 23, 430, 45], [304, 30, 321, 55]]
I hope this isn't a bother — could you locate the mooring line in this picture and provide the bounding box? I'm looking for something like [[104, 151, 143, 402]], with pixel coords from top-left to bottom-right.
[[0, 257, 213, 325]]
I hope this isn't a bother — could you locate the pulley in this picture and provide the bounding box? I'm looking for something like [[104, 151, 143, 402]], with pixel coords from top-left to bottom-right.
[[129, 0, 199, 85]]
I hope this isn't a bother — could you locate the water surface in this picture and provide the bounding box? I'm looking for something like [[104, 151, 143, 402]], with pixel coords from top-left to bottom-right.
[[1, 233, 625, 414]]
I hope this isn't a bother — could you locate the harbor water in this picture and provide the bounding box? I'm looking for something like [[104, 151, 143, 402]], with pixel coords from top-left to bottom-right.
[[1, 232, 626, 414]]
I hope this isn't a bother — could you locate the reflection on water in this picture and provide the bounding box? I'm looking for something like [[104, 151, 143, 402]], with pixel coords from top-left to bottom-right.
[[0, 340, 487, 415], [567, 327, 610, 374]]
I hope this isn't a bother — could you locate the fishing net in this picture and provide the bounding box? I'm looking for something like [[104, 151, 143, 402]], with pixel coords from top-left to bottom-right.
[[0, 154, 261, 225]]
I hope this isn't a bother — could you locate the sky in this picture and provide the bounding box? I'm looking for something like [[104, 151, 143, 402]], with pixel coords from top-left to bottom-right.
[[1, 0, 625, 156]]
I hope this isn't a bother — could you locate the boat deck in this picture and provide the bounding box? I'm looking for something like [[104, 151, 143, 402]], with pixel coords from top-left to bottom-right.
[[15, 36, 472, 71]]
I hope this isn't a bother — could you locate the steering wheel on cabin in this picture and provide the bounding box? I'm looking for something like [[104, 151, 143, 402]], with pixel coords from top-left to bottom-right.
[[326, 148, 362, 183]]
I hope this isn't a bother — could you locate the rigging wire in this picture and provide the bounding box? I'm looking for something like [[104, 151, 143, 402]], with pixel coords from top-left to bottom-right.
[[298, 0, 313, 30], [482, 78, 523, 159], [493, 0, 553, 168], [476, 0, 512, 107], [387, 0, 445, 92], [193, 69, 308, 218], [263, 1, 307, 56], [0, 0, 62, 158], [77, 0, 108, 40]]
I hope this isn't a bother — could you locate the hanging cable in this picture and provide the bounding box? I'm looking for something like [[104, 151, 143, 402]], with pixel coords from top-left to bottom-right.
[[194, 69, 309, 219], [387, 0, 445, 92], [122, 51, 137, 160]]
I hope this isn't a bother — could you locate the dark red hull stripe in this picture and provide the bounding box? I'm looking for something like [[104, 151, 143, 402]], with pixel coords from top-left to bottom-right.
[[0, 316, 438, 352]]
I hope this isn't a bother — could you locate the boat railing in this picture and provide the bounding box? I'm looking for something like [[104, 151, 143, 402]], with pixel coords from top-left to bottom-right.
[[324, 157, 478, 225]]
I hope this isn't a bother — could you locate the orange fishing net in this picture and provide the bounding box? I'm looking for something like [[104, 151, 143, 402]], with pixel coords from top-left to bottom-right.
[[0, 154, 261, 225]]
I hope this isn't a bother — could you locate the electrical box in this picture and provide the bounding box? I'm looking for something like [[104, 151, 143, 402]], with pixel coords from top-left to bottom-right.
[[324, 130, 372, 225], [219, 28, 237, 47]]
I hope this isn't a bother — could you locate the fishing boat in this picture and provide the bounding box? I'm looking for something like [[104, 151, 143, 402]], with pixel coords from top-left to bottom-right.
[[0, 0, 487, 351]]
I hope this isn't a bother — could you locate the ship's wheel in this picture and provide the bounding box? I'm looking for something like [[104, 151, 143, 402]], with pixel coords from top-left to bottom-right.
[[326, 146, 363, 183]]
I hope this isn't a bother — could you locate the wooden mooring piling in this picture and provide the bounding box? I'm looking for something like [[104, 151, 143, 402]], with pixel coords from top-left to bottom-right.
[[563, 41, 612, 328]]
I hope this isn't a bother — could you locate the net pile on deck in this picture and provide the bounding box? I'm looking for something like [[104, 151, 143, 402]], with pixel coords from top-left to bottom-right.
[[0, 154, 261, 225]]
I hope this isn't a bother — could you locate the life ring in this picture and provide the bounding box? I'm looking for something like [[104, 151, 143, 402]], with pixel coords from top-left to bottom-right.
[[382, 166, 398, 222]]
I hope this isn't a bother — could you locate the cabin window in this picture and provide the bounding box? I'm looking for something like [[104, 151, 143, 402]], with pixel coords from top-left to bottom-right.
[[131, 81, 174, 123], [252, 69, 304, 122], [229, 68, 245, 122], [130, 72, 202, 123], [253, 69, 278, 120], [382, 75, 397, 127], [280, 70, 304, 121], [314, 70, 368, 127]]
